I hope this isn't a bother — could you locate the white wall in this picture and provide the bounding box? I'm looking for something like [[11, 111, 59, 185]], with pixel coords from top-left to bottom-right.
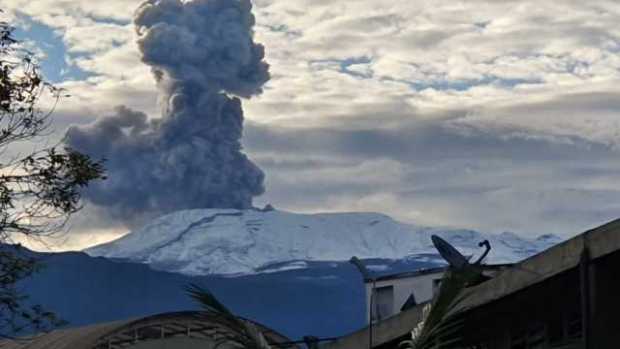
[[365, 271, 444, 323]]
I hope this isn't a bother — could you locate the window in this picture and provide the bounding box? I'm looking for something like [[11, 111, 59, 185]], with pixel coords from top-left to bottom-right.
[[374, 286, 394, 321]]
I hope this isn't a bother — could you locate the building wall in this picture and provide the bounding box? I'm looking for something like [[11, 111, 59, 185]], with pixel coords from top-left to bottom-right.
[[332, 220, 620, 349], [463, 266, 584, 348], [365, 271, 444, 323], [589, 250, 620, 346], [363, 266, 510, 324]]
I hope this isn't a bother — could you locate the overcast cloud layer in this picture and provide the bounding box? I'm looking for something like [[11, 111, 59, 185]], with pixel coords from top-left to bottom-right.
[[3, 0, 620, 249]]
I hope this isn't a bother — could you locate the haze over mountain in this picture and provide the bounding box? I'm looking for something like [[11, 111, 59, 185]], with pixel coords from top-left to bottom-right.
[[15, 208, 564, 339], [17, 247, 368, 339], [86, 208, 562, 276]]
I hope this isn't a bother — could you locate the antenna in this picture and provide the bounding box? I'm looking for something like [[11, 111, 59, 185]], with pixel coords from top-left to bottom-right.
[[349, 256, 374, 349], [473, 240, 491, 265], [431, 235, 469, 269], [349, 256, 372, 280]]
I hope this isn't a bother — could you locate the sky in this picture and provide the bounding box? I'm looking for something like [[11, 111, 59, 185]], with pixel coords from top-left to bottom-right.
[[2, 0, 620, 250]]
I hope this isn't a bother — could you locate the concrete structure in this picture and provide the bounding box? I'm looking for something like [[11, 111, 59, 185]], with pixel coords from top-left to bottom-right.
[[0, 311, 296, 349], [364, 267, 444, 323], [364, 265, 511, 323], [326, 218, 620, 349]]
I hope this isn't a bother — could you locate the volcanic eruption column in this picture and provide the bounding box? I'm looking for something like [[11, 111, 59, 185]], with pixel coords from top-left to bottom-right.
[[65, 0, 270, 225]]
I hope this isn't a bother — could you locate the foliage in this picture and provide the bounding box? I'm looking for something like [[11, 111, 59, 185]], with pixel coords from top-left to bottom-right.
[[186, 284, 273, 349], [399, 267, 487, 349], [0, 12, 104, 337], [399, 267, 480, 349]]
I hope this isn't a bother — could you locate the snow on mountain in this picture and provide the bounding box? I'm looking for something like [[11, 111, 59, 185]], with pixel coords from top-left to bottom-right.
[[85, 208, 562, 276]]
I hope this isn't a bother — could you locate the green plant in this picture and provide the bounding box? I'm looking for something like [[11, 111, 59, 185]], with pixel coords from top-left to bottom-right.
[[399, 267, 485, 349], [0, 11, 105, 337], [186, 284, 272, 349]]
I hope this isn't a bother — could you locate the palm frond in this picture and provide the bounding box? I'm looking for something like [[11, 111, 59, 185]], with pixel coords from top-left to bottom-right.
[[185, 284, 272, 349], [185, 283, 234, 317], [401, 267, 481, 349]]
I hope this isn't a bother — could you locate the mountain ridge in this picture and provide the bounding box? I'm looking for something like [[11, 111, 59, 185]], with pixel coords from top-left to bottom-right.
[[85, 208, 562, 276]]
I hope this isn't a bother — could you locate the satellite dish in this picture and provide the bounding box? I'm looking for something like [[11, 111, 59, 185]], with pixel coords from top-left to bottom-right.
[[431, 235, 469, 269]]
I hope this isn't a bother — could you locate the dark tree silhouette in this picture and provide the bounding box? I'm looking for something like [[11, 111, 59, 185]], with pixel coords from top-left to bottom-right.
[[0, 12, 104, 337]]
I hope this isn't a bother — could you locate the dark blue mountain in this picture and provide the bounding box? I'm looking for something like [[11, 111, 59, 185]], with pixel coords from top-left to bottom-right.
[[19, 249, 440, 340]]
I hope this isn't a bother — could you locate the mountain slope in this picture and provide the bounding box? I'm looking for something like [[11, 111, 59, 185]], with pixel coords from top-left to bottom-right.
[[20, 248, 443, 339], [86, 208, 561, 276]]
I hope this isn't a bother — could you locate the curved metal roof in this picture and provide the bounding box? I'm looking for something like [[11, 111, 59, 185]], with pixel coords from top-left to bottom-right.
[[0, 311, 296, 349]]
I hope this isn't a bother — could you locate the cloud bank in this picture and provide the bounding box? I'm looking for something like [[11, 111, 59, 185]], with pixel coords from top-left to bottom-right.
[[3, 0, 620, 246]]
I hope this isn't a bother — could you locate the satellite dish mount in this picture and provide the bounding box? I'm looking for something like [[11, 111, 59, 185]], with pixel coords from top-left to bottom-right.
[[431, 235, 492, 269]]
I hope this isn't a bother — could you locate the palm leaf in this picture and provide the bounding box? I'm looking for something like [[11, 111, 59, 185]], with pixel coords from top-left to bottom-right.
[[185, 283, 234, 317], [185, 284, 272, 349], [401, 266, 481, 349]]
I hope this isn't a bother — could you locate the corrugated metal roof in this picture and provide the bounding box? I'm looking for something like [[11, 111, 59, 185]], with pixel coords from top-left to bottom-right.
[[368, 264, 512, 283], [0, 311, 294, 349], [0, 320, 130, 349], [367, 266, 446, 283]]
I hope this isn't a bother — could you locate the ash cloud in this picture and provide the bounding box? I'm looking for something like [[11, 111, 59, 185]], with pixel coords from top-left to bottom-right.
[[65, 0, 269, 226]]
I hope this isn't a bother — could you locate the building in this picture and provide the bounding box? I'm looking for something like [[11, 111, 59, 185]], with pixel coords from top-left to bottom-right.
[[326, 218, 620, 349], [365, 267, 445, 323], [364, 265, 511, 323], [0, 311, 297, 349]]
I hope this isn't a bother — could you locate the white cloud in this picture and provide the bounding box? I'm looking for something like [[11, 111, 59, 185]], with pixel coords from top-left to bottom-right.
[[4, 0, 620, 249], [249, 0, 620, 135]]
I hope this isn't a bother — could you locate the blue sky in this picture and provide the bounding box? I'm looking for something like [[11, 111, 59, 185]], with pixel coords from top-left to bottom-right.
[[3, 0, 620, 250], [13, 16, 94, 82]]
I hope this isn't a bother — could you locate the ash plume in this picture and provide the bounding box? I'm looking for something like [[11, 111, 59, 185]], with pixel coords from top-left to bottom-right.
[[65, 0, 269, 226]]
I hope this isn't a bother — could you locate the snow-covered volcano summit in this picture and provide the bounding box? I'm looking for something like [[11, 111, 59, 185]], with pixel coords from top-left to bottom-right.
[[85, 209, 561, 276]]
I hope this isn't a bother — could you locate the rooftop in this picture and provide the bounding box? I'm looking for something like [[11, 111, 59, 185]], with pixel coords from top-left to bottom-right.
[[0, 311, 295, 349], [326, 218, 620, 349], [368, 263, 513, 283]]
